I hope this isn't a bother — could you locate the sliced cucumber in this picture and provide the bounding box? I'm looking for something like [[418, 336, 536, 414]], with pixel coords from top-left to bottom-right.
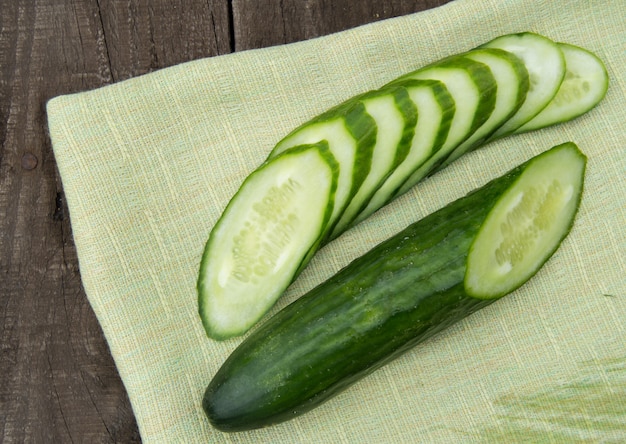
[[394, 56, 497, 164], [392, 57, 497, 196], [352, 79, 453, 226], [514, 43, 609, 133], [203, 142, 586, 431], [198, 33, 608, 340], [465, 142, 586, 298], [438, 48, 530, 168], [481, 32, 565, 139], [197, 143, 338, 340], [329, 87, 417, 238], [270, 100, 377, 232]]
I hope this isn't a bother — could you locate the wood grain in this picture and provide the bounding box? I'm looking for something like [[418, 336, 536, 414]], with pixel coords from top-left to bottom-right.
[[0, 1, 452, 441], [232, 0, 452, 50]]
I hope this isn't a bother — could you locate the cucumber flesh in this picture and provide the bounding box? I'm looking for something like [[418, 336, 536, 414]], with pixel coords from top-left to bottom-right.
[[197, 143, 338, 340], [514, 43, 609, 133], [393, 57, 497, 197], [353, 80, 453, 226], [270, 102, 376, 232], [396, 57, 497, 163], [465, 142, 586, 298], [481, 32, 565, 139], [203, 142, 585, 431], [271, 119, 354, 227], [438, 48, 530, 168], [330, 87, 417, 238]]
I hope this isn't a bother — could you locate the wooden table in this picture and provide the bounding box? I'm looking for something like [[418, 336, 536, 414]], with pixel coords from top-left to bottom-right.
[[0, 1, 452, 441]]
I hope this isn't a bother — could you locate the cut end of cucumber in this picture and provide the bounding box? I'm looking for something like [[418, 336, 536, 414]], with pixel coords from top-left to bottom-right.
[[482, 32, 565, 139], [465, 142, 586, 299], [198, 144, 337, 340], [515, 42, 609, 133]]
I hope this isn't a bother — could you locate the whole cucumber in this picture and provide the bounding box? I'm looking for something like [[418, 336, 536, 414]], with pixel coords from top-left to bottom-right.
[[203, 142, 586, 431]]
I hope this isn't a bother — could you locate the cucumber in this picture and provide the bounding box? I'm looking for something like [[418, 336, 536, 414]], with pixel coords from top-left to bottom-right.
[[270, 99, 377, 232], [437, 48, 530, 169], [198, 33, 607, 340], [202, 142, 586, 431], [513, 42, 609, 133], [481, 32, 565, 140], [392, 56, 497, 175], [352, 79, 454, 227], [329, 86, 417, 238], [197, 143, 339, 340], [390, 57, 498, 198]]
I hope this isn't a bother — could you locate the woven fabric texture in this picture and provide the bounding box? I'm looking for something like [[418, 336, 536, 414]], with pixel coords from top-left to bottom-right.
[[47, 0, 625, 442]]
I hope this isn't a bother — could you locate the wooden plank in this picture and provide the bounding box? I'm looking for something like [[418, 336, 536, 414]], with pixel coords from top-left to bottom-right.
[[0, 0, 451, 441], [0, 0, 230, 442], [232, 0, 453, 50], [96, 0, 232, 81], [1, 1, 116, 441]]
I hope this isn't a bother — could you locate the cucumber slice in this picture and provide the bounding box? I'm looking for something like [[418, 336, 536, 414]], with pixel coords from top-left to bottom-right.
[[353, 80, 453, 226], [203, 142, 586, 431], [330, 87, 417, 238], [481, 32, 565, 139], [396, 56, 497, 159], [392, 57, 497, 196], [514, 43, 609, 133], [270, 101, 376, 232], [197, 143, 338, 340], [438, 48, 530, 168], [465, 142, 586, 298]]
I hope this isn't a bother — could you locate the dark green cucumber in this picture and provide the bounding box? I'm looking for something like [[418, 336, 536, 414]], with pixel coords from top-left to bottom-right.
[[203, 142, 586, 431]]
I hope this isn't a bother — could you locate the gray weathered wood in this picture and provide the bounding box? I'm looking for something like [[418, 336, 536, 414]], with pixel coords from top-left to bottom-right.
[[0, 1, 451, 441], [0, 1, 230, 442], [232, 0, 452, 50]]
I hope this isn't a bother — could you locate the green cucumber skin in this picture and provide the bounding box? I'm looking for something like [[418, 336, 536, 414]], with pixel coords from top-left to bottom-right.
[[391, 55, 497, 142], [433, 56, 498, 142], [476, 48, 531, 141], [328, 86, 418, 239], [203, 159, 532, 432], [386, 86, 419, 169], [387, 79, 455, 200], [347, 79, 454, 230], [443, 48, 530, 160], [270, 93, 378, 171], [389, 57, 497, 194], [332, 101, 378, 208], [398, 79, 456, 164]]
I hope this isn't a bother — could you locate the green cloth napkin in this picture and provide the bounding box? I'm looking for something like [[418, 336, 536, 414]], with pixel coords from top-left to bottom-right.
[[47, 0, 625, 442]]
